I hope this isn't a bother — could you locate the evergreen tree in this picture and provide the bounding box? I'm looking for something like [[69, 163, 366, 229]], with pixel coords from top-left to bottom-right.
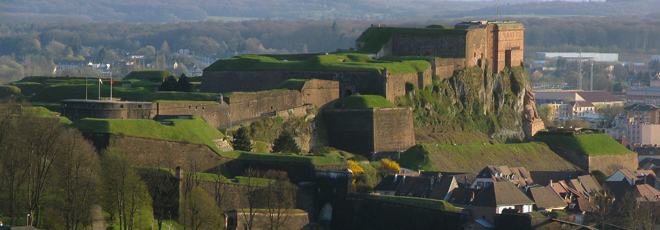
[[159, 75, 179, 91], [271, 130, 301, 154], [177, 74, 193, 92], [231, 126, 252, 152]]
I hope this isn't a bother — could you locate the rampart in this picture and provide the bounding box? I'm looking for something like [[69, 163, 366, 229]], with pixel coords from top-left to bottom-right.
[[538, 142, 637, 175], [61, 100, 153, 122], [430, 58, 466, 80], [331, 195, 469, 230], [201, 70, 430, 102], [154, 101, 224, 128], [322, 107, 415, 157], [62, 79, 340, 128], [300, 79, 340, 107]]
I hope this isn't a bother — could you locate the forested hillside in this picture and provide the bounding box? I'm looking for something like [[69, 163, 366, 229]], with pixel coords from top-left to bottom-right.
[[1, 0, 659, 23], [1, 17, 660, 84]]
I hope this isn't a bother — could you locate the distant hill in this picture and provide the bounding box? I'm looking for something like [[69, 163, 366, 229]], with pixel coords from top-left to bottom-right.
[[2, 0, 656, 22]]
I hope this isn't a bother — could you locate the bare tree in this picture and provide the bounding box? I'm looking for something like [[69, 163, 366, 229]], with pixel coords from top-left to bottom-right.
[[263, 170, 295, 230], [585, 188, 615, 229], [241, 168, 261, 230], [0, 103, 30, 225], [54, 128, 100, 230]]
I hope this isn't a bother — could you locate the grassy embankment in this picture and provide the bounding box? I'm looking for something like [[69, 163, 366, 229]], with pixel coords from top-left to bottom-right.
[[397, 142, 579, 173], [353, 194, 460, 212], [205, 53, 430, 74], [69, 116, 345, 166], [355, 26, 466, 54], [533, 132, 633, 155]]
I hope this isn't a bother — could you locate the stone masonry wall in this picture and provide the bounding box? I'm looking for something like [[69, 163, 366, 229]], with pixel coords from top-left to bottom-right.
[[388, 33, 467, 58], [300, 79, 340, 108], [465, 28, 489, 68], [155, 101, 224, 128], [223, 90, 302, 125], [588, 153, 638, 176], [61, 100, 153, 122], [201, 70, 384, 98], [323, 109, 375, 155], [431, 58, 466, 80], [323, 107, 415, 156], [491, 24, 525, 73], [385, 70, 429, 101], [372, 107, 415, 153]]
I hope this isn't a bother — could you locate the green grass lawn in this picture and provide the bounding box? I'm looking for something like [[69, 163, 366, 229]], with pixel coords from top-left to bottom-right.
[[204, 53, 430, 74], [355, 194, 460, 212], [276, 79, 309, 91], [21, 106, 72, 124], [69, 116, 346, 166], [355, 26, 467, 54], [69, 116, 225, 150], [534, 133, 632, 155], [397, 142, 579, 173], [30, 84, 153, 102], [336, 95, 396, 108]]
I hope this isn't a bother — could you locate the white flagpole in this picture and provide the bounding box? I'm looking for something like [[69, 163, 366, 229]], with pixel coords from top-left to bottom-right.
[[110, 78, 113, 100], [98, 79, 101, 100], [85, 78, 88, 100]]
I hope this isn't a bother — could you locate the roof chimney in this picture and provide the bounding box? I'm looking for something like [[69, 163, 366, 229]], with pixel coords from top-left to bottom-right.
[[394, 174, 398, 182]]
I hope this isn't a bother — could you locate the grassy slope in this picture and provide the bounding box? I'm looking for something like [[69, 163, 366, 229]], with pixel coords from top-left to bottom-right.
[[69, 116, 345, 165], [276, 79, 309, 90], [204, 53, 430, 74], [355, 194, 460, 212], [397, 142, 579, 173], [30, 84, 153, 102], [533, 133, 632, 155], [337, 95, 396, 108], [21, 106, 72, 124], [355, 27, 467, 54], [69, 116, 225, 149]]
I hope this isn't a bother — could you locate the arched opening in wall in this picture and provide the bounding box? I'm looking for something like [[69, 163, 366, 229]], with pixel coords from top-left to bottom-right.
[[405, 82, 415, 94], [344, 89, 353, 97]]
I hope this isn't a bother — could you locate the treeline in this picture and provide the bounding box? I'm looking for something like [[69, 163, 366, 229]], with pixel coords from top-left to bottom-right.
[[2, 17, 660, 84], [455, 1, 660, 18]]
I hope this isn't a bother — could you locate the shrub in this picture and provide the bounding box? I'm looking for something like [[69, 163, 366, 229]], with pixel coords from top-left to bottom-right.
[[380, 159, 401, 174], [271, 130, 301, 154]]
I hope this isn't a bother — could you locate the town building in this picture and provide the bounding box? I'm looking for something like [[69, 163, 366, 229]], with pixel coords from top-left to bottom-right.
[[534, 90, 624, 108], [627, 87, 660, 105], [470, 182, 535, 223], [535, 52, 619, 62], [471, 166, 533, 189]]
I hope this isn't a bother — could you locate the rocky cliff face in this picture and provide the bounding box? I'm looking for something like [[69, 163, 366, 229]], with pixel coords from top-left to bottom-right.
[[398, 64, 538, 143]]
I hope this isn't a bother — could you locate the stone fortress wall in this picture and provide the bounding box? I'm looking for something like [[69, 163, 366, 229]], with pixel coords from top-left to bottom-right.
[[62, 79, 340, 129], [61, 100, 154, 122], [322, 107, 415, 157], [200, 69, 430, 102]]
